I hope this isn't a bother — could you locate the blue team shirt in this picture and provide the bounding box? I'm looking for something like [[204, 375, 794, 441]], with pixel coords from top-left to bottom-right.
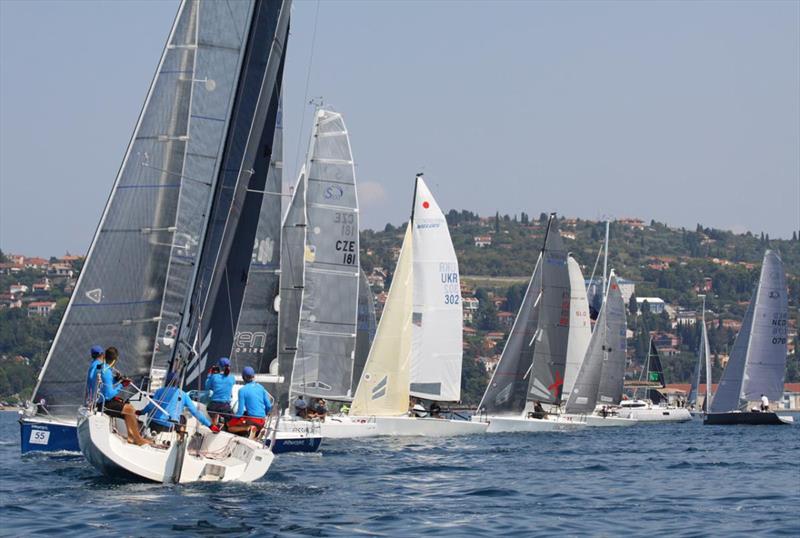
[[204, 372, 235, 403], [85, 359, 104, 402], [235, 382, 273, 419], [141, 386, 211, 428]]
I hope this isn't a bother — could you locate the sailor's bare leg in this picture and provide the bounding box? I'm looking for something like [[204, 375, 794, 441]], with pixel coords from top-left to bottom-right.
[[122, 404, 152, 446]]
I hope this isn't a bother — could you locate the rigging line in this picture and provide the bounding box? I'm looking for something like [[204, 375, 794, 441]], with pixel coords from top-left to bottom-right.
[[292, 0, 321, 178], [586, 242, 604, 303]]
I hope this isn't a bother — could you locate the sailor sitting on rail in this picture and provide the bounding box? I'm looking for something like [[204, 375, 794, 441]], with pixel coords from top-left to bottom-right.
[[227, 366, 273, 440], [137, 371, 219, 435]]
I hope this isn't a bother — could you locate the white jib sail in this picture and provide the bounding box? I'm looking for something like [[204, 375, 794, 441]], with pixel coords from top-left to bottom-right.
[[409, 176, 463, 402], [351, 225, 414, 416], [562, 255, 592, 401]]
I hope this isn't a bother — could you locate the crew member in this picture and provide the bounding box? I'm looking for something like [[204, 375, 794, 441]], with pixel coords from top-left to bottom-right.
[[85, 345, 105, 404], [429, 401, 442, 418], [228, 366, 273, 439], [205, 357, 235, 425], [293, 395, 308, 418], [139, 372, 218, 434], [308, 398, 328, 420], [530, 400, 547, 419], [95, 348, 152, 446], [760, 394, 770, 412]]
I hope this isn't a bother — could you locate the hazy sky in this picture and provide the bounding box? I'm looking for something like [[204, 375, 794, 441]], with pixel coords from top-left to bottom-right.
[[1, 0, 798, 256]]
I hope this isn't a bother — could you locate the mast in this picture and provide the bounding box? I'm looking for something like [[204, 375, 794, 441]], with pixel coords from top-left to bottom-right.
[[701, 295, 712, 412], [602, 220, 609, 298]]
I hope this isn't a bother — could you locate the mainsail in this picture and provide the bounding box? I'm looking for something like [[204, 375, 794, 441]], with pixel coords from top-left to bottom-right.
[[565, 273, 627, 413], [478, 254, 542, 415], [562, 255, 591, 402], [644, 340, 666, 404], [290, 109, 360, 400], [687, 321, 707, 408], [710, 250, 788, 413], [353, 268, 377, 389], [230, 95, 284, 376], [351, 225, 414, 416], [32, 0, 265, 416], [526, 217, 571, 405], [410, 176, 463, 402]]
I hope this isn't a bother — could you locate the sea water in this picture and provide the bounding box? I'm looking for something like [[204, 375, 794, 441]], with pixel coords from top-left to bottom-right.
[[1, 411, 798, 536]]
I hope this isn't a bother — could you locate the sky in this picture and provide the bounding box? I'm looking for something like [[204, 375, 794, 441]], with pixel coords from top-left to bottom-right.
[[1, 0, 798, 256]]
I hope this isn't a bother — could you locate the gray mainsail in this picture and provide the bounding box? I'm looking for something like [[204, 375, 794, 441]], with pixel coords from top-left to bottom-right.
[[688, 318, 709, 408], [353, 268, 377, 390], [565, 273, 627, 413], [526, 216, 571, 405], [32, 0, 253, 416], [230, 96, 284, 376], [290, 109, 360, 400], [478, 253, 543, 415], [274, 170, 307, 408], [710, 250, 788, 413], [177, 0, 291, 387]]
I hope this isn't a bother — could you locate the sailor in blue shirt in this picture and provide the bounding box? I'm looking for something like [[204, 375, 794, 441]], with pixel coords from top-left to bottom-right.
[[85, 345, 105, 404], [204, 357, 236, 425], [227, 366, 273, 439], [139, 372, 218, 434]]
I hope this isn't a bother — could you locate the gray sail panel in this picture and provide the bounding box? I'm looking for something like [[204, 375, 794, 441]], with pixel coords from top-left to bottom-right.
[[595, 277, 627, 405], [274, 172, 306, 408], [230, 95, 284, 376], [180, 0, 290, 387], [687, 326, 705, 407], [527, 218, 571, 404], [151, 0, 256, 382], [478, 254, 542, 415], [741, 251, 789, 402], [32, 0, 210, 418], [292, 110, 360, 400], [353, 268, 377, 390], [565, 290, 608, 414], [646, 340, 666, 404], [710, 288, 756, 412]]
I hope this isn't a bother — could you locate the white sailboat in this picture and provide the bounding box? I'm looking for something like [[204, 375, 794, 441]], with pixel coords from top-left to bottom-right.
[[705, 250, 793, 425], [687, 295, 712, 417], [341, 175, 487, 437], [473, 216, 586, 433]]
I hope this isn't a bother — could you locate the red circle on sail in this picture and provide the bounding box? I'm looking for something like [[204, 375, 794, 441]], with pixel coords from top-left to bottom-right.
[[422, 201, 430, 209]]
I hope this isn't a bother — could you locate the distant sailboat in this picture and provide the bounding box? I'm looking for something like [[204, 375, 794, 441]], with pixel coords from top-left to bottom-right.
[[705, 250, 793, 425], [564, 272, 636, 427], [346, 175, 487, 437], [473, 215, 585, 432], [687, 295, 712, 416]]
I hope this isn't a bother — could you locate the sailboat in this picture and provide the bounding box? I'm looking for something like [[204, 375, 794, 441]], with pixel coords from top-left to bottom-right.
[[69, 0, 292, 482], [687, 295, 712, 417], [618, 339, 691, 422], [473, 215, 585, 433], [562, 255, 592, 404], [563, 272, 637, 427], [704, 250, 793, 425], [345, 175, 487, 437]]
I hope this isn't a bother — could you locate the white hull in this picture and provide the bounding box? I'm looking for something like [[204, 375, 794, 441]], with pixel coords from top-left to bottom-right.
[[473, 414, 586, 433], [373, 415, 488, 437], [617, 406, 692, 423], [77, 411, 274, 483], [320, 415, 379, 438], [580, 414, 638, 427]]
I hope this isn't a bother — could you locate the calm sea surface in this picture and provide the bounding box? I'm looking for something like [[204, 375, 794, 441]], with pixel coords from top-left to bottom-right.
[[2, 411, 798, 537]]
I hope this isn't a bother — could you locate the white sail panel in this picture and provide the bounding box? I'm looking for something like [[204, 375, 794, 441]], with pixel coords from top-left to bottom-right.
[[562, 256, 591, 401], [351, 226, 413, 416], [410, 177, 463, 402]]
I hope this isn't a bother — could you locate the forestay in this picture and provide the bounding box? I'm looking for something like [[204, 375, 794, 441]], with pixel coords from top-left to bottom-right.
[[526, 218, 571, 405], [291, 109, 360, 400], [230, 96, 284, 376], [32, 0, 255, 416], [410, 176, 463, 402], [478, 254, 542, 415], [562, 255, 591, 402], [351, 226, 414, 416], [711, 250, 788, 412]]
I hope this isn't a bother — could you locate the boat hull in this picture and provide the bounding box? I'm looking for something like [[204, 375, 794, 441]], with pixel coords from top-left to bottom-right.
[[78, 411, 274, 483], [319, 416, 379, 438], [577, 414, 638, 427], [704, 412, 794, 426], [373, 415, 488, 437], [19, 415, 80, 454], [617, 406, 692, 423], [473, 414, 586, 433], [268, 431, 322, 453]]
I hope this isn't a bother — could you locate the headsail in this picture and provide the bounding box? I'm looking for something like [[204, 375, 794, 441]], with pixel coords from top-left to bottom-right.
[[687, 321, 707, 408], [230, 95, 284, 376], [351, 225, 414, 416], [711, 250, 788, 412], [410, 176, 463, 402], [477, 254, 542, 415], [291, 109, 360, 400], [32, 0, 258, 416], [353, 268, 377, 389], [526, 216, 571, 405], [562, 255, 591, 402], [645, 340, 666, 404]]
